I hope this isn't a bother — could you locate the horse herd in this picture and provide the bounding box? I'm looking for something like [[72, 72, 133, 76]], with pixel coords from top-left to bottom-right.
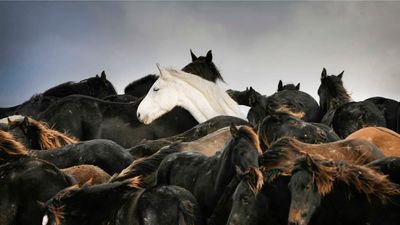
[[0, 50, 400, 225]]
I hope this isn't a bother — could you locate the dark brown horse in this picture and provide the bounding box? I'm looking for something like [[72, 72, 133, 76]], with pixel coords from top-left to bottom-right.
[[259, 137, 384, 169], [288, 155, 400, 225]]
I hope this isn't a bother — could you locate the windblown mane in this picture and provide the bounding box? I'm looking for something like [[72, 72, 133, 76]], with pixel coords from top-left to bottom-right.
[[12, 117, 77, 150], [166, 68, 243, 118], [242, 167, 264, 193], [237, 126, 263, 155], [320, 75, 352, 111], [263, 167, 291, 184], [294, 156, 400, 201], [110, 144, 181, 183], [0, 130, 28, 158]]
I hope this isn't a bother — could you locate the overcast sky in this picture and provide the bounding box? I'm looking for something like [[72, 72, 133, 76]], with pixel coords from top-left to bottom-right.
[[0, 1, 399, 107]]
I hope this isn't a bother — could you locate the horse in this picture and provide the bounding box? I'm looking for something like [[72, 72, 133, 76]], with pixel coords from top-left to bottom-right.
[[137, 65, 244, 125], [0, 130, 74, 225], [227, 167, 291, 225], [128, 115, 249, 158], [318, 68, 397, 137], [156, 125, 262, 217], [6, 116, 77, 150], [124, 49, 223, 98], [61, 164, 111, 186], [366, 156, 400, 184], [41, 177, 205, 225], [346, 127, 400, 156], [38, 94, 198, 148], [102, 94, 138, 103], [247, 87, 321, 128], [257, 113, 340, 151], [227, 87, 261, 106], [277, 80, 300, 92], [259, 137, 384, 169], [30, 139, 134, 175], [112, 125, 243, 185], [288, 155, 400, 225], [0, 115, 25, 130], [0, 71, 116, 118]]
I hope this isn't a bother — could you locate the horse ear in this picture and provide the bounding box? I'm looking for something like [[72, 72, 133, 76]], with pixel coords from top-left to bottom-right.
[[296, 83, 300, 90], [7, 117, 11, 125], [278, 80, 283, 91], [100, 71, 107, 80], [156, 64, 169, 79], [249, 89, 258, 107], [235, 165, 244, 177], [321, 68, 327, 79], [230, 124, 239, 138], [190, 49, 197, 62], [21, 117, 30, 133], [338, 71, 344, 79], [96, 74, 99, 78], [305, 154, 318, 171], [206, 50, 213, 63]]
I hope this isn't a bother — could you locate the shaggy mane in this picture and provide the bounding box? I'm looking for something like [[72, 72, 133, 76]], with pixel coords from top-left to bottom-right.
[[0, 130, 28, 157]]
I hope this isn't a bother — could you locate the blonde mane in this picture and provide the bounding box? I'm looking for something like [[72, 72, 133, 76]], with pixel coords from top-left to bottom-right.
[[166, 68, 244, 118], [0, 130, 29, 157]]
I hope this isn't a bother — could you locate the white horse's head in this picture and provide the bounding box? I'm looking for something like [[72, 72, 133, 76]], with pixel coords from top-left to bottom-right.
[[137, 65, 180, 124]]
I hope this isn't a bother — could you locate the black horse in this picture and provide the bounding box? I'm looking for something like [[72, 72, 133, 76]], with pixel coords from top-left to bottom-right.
[[0, 130, 74, 225], [30, 139, 134, 175], [277, 80, 300, 92], [227, 87, 261, 106], [247, 86, 321, 128], [156, 125, 262, 217], [42, 177, 205, 225], [288, 155, 400, 225], [227, 167, 291, 225], [124, 49, 223, 98], [318, 68, 398, 137], [0, 71, 116, 118], [257, 113, 340, 151], [38, 95, 198, 148]]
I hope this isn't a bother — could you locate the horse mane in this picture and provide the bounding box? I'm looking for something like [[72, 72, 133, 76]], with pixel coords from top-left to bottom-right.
[[179, 200, 198, 225], [165, 68, 243, 118], [263, 167, 292, 184], [237, 126, 263, 155], [0, 130, 28, 157], [27, 118, 77, 149], [320, 75, 352, 111], [124, 74, 159, 93], [110, 144, 182, 183], [295, 156, 400, 201], [242, 167, 264, 193], [274, 106, 305, 120]]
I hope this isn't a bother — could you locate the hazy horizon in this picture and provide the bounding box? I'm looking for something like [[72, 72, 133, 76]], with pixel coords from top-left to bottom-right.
[[1, 1, 399, 107]]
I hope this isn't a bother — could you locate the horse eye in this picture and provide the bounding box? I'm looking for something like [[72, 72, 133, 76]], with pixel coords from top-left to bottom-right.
[[153, 87, 159, 92]]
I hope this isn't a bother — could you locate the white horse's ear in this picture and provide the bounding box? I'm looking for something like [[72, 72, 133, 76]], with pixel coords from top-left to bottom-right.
[[157, 64, 171, 79]]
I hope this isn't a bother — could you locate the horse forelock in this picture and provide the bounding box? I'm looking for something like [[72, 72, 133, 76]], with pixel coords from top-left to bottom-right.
[[320, 75, 352, 108], [243, 167, 264, 194], [238, 126, 262, 155], [0, 130, 28, 157], [182, 59, 224, 82], [47, 204, 65, 225], [264, 167, 291, 184]]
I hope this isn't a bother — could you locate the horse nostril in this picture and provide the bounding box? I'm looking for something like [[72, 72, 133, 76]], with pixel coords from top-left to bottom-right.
[[137, 113, 141, 119], [288, 221, 298, 225]]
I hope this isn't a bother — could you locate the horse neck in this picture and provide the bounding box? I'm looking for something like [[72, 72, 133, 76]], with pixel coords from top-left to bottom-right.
[[175, 79, 244, 123], [214, 141, 237, 193]]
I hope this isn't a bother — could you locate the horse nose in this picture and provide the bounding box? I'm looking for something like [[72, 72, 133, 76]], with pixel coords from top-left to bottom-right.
[[288, 221, 299, 225], [137, 112, 141, 119]]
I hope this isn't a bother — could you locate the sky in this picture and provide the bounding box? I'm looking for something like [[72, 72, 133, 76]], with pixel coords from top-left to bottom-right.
[[0, 1, 399, 107]]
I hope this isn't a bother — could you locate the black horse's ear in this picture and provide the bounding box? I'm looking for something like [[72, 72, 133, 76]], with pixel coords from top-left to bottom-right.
[[235, 165, 244, 177], [95, 74, 99, 78], [22, 117, 30, 133], [305, 154, 318, 171], [101, 71, 107, 80], [37, 201, 46, 210], [338, 71, 344, 79], [248, 89, 258, 107], [321, 68, 327, 79], [296, 83, 300, 90], [206, 50, 213, 63], [7, 117, 11, 125], [230, 124, 239, 138], [278, 80, 283, 91], [190, 49, 197, 62]]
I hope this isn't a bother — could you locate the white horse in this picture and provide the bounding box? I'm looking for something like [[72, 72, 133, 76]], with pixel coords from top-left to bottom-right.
[[0, 115, 25, 130], [137, 65, 245, 124]]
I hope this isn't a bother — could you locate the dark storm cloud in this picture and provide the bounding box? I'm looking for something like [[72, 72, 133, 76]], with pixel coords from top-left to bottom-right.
[[0, 1, 399, 107]]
